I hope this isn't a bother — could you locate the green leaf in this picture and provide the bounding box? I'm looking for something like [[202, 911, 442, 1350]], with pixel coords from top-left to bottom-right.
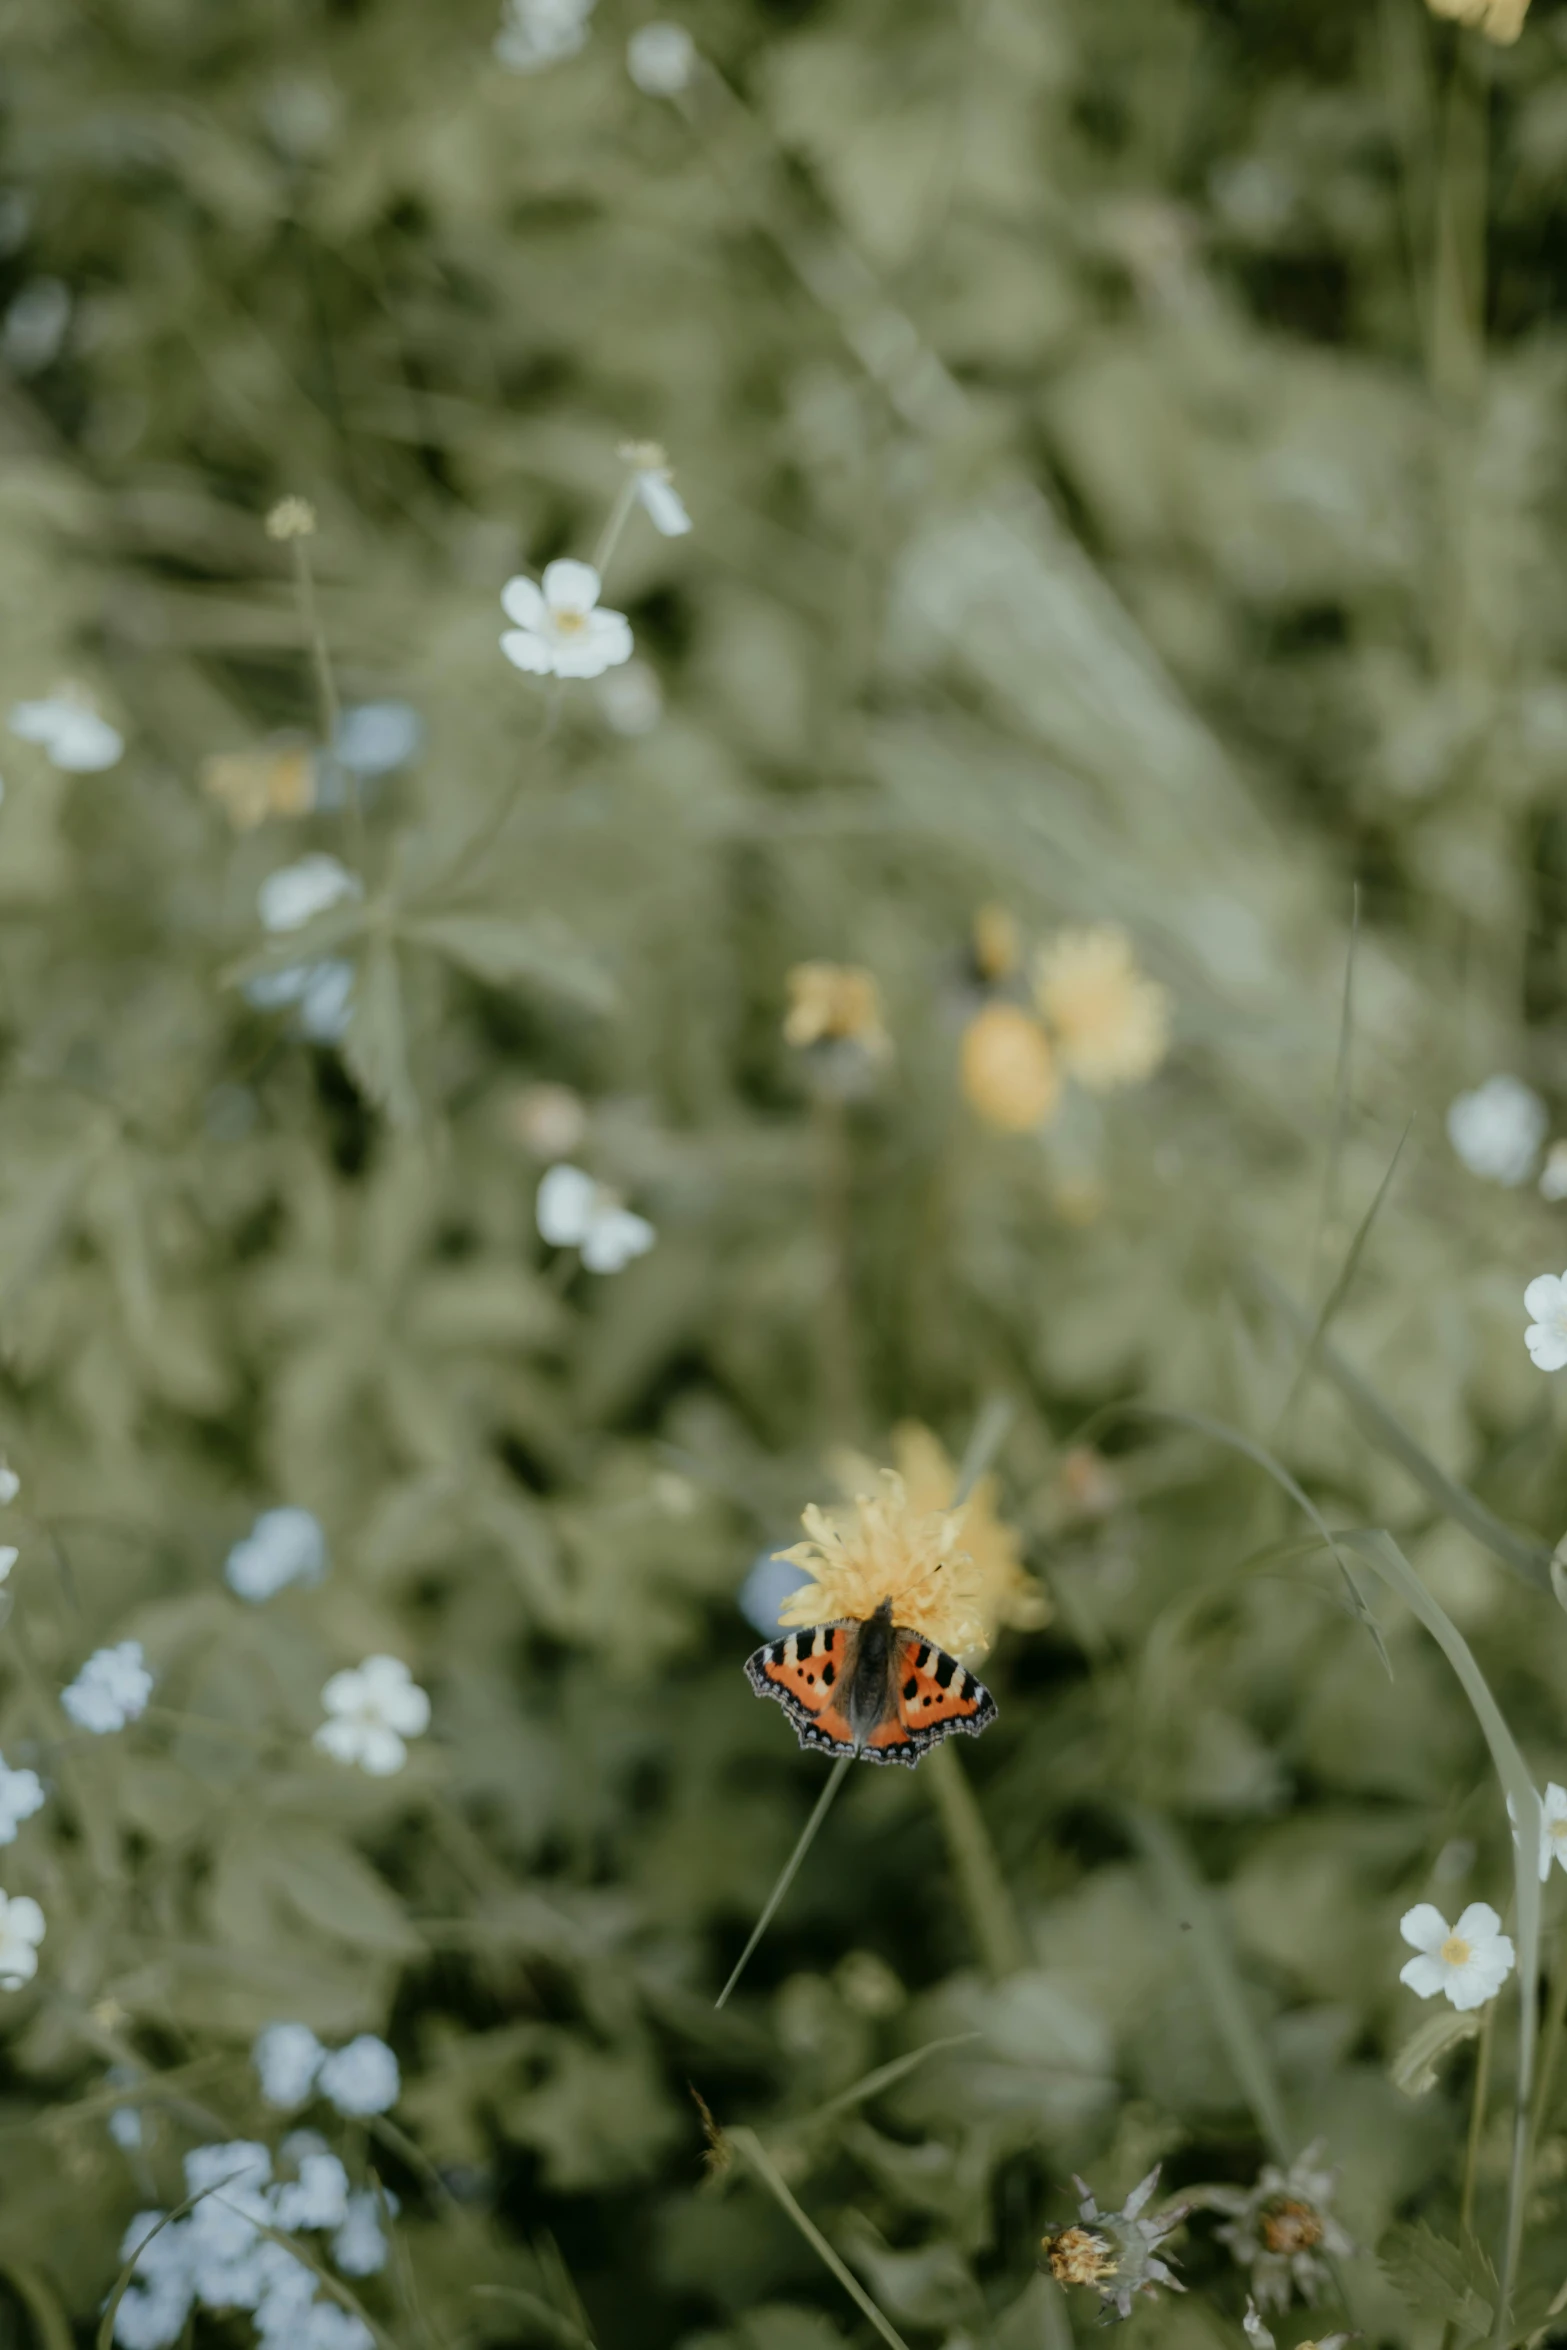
[[342, 934, 419, 1126], [267, 1826, 425, 1958], [1380, 2220, 1493, 2343], [1390, 2005, 1482, 2098], [402, 911, 615, 1011]]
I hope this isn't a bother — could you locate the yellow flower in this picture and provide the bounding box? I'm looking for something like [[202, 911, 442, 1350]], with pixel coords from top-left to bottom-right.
[[885, 1422, 1050, 1643], [783, 962, 890, 1056], [971, 902, 1020, 983], [1033, 924, 1169, 1091], [961, 1003, 1060, 1132], [777, 1471, 985, 1658], [201, 743, 316, 831], [1427, 0, 1529, 41]]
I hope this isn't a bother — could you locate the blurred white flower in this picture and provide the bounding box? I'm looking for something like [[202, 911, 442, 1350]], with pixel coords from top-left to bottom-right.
[[494, 0, 595, 74], [620, 439, 692, 536], [9, 692, 123, 773], [315, 1656, 430, 1777], [61, 1640, 152, 1734], [739, 1547, 813, 1635], [536, 1163, 655, 1272], [0, 1753, 45, 1844], [627, 21, 695, 93], [302, 2309, 375, 2350], [1400, 1900, 1514, 2010], [258, 853, 361, 934], [501, 560, 632, 680], [0, 1547, 17, 1584], [108, 2103, 145, 2151], [594, 659, 663, 736], [2, 276, 70, 373], [0, 1892, 44, 1989], [244, 957, 354, 1044], [1539, 1783, 1567, 1880], [272, 2150, 351, 2231], [225, 1507, 328, 1603], [1525, 1270, 1567, 1371], [332, 699, 423, 777], [0, 1464, 21, 1504], [317, 2033, 400, 2116], [332, 2190, 394, 2276], [1544, 1141, 1567, 1202], [253, 2020, 326, 2108], [1447, 1074, 1546, 1185]]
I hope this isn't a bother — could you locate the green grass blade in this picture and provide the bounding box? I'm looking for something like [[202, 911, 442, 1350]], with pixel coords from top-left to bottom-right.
[[730, 2127, 915, 2350], [715, 1757, 852, 2009], [785, 2033, 982, 2133], [1284, 1118, 1410, 1421]]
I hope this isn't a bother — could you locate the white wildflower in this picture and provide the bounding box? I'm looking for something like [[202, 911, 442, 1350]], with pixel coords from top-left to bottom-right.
[[536, 1163, 655, 1273], [109, 2104, 145, 2151], [253, 2020, 326, 2108], [1399, 1900, 1514, 2011], [8, 691, 123, 773], [494, 0, 595, 74], [0, 1753, 45, 1844], [1447, 1074, 1546, 1185], [620, 439, 692, 536], [258, 853, 361, 934], [1209, 2142, 1353, 2311], [300, 2309, 375, 2350], [225, 1507, 328, 1603], [0, 1547, 17, 1584], [272, 2150, 351, 2232], [332, 2190, 394, 2277], [61, 1640, 152, 1734], [333, 700, 422, 777], [0, 1892, 44, 1989], [1525, 1270, 1567, 1371], [0, 1464, 20, 1504], [244, 958, 354, 1044], [627, 21, 695, 93], [1538, 1783, 1567, 1881], [500, 560, 632, 681], [314, 1656, 430, 1777], [316, 2033, 400, 2117]]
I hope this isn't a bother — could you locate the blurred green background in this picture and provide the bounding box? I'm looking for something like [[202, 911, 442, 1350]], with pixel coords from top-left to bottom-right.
[[6, 0, 1567, 2342]]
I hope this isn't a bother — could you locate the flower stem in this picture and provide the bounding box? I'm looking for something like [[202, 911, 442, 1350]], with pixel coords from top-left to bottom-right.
[[924, 1739, 1025, 1980], [811, 1090, 864, 1443], [714, 1756, 852, 2010], [591, 473, 640, 583], [1528, 1907, 1567, 2184], [289, 534, 365, 872]]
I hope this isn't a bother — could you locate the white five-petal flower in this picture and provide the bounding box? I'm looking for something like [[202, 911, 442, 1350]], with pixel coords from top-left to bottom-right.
[[1447, 1074, 1547, 1186], [1399, 1901, 1515, 2011], [258, 854, 361, 935], [0, 1892, 44, 1989], [314, 1656, 429, 1777], [500, 561, 632, 681], [61, 1640, 152, 1734], [8, 692, 123, 773], [1525, 1270, 1567, 1371], [536, 1163, 655, 1273]]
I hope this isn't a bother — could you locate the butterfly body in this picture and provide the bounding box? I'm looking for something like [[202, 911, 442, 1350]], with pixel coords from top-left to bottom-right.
[[744, 1596, 996, 1767]]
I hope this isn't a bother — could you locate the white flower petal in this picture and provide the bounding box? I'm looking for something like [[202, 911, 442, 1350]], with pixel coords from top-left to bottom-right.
[[537, 1164, 598, 1246], [581, 1209, 656, 1273], [500, 628, 556, 675], [1400, 1952, 1449, 1999], [635, 470, 692, 536], [1399, 1903, 1449, 1954], [540, 558, 602, 615], [500, 575, 548, 630], [1527, 1324, 1567, 1371], [1454, 1900, 1503, 1943]]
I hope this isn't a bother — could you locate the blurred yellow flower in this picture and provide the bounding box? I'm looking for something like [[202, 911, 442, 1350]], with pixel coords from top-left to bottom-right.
[[888, 1421, 1050, 1642], [1427, 0, 1529, 41], [201, 743, 316, 831], [777, 1471, 985, 1658], [265, 494, 318, 540], [1033, 924, 1169, 1091], [961, 1003, 1060, 1132], [971, 902, 1021, 983], [783, 962, 890, 1056]]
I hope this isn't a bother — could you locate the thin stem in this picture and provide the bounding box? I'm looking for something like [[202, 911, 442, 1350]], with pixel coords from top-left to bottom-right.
[[729, 2127, 915, 2350], [924, 1741, 1025, 1979], [1463, 2004, 1494, 2243], [290, 534, 364, 870], [1528, 1907, 1567, 2171], [591, 473, 640, 583], [714, 1757, 851, 2009], [811, 1090, 863, 1443]]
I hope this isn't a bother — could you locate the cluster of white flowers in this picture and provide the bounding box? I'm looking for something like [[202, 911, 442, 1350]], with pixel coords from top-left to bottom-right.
[[1447, 1073, 1547, 1185], [62, 1640, 153, 1734], [494, 0, 594, 74], [253, 2024, 401, 2117], [1399, 1900, 1514, 2011], [245, 855, 361, 1043], [8, 690, 123, 773], [315, 1656, 430, 1777], [225, 1508, 328, 1603], [114, 2137, 390, 2350], [536, 1163, 655, 1273]]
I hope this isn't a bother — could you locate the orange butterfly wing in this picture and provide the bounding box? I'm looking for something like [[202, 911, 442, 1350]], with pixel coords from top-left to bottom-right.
[[879, 1632, 996, 1762], [744, 1623, 859, 1756]]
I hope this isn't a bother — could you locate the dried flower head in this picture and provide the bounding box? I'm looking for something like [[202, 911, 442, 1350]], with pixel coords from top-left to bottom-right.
[[1033, 925, 1169, 1091], [776, 1471, 984, 1657], [265, 495, 317, 541], [971, 902, 1020, 983], [1427, 0, 1529, 41], [202, 743, 316, 831], [961, 1003, 1060, 1132], [874, 1422, 1049, 1647], [1046, 2169, 1186, 2320], [1210, 2145, 1354, 2312], [783, 963, 890, 1055]]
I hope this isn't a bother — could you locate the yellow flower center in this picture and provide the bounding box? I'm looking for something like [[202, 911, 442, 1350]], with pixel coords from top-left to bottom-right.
[[554, 607, 589, 634], [1441, 1934, 1472, 1966]]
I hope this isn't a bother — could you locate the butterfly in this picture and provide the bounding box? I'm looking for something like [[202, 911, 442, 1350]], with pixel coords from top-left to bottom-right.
[[744, 1596, 996, 1767]]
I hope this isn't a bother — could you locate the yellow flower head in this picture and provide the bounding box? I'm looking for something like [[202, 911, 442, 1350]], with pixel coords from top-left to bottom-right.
[[1033, 924, 1169, 1092], [777, 1471, 985, 1658], [783, 963, 890, 1056], [201, 743, 316, 832], [961, 1002, 1060, 1133], [265, 495, 318, 541], [1427, 0, 1528, 41], [971, 902, 1021, 983], [885, 1422, 1050, 1643]]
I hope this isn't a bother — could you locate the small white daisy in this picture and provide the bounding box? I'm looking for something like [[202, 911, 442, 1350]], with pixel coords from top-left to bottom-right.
[[536, 1163, 655, 1273], [314, 1656, 430, 1777], [1447, 1074, 1547, 1185], [316, 2034, 400, 2117], [0, 1892, 44, 1989], [257, 854, 361, 935], [627, 21, 695, 94], [1525, 1270, 1567, 1370], [61, 1640, 152, 1734], [1399, 1900, 1514, 2011], [8, 691, 123, 773], [500, 560, 632, 681]]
